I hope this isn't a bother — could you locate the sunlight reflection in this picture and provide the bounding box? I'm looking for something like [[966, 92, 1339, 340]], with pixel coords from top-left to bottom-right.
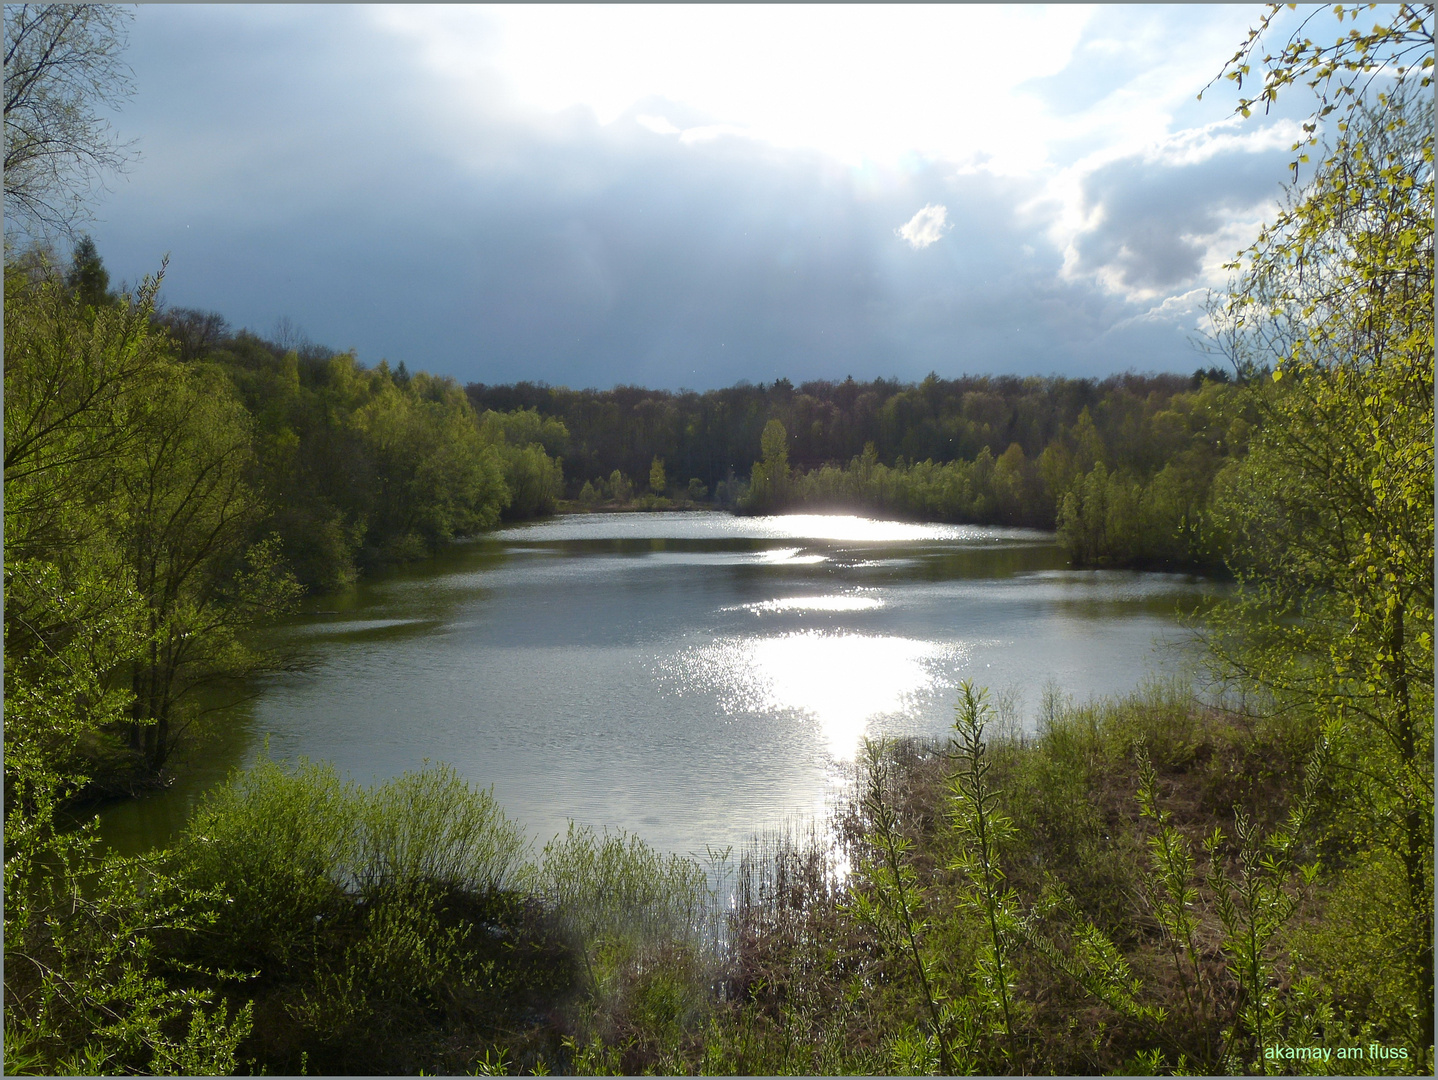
[[737, 595, 884, 614], [683, 632, 951, 759], [749, 514, 947, 543], [498, 510, 1051, 545], [754, 546, 827, 564]]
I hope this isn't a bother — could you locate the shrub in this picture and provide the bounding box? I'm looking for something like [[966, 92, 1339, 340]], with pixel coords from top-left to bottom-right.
[[354, 762, 529, 899]]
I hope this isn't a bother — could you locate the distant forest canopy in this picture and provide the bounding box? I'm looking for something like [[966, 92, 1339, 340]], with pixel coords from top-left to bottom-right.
[[468, 369, 1249, 570], [466, 369, 1233, 491]]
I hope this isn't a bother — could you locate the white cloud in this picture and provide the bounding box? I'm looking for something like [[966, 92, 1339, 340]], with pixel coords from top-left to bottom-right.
[[897, 204, 949, 249], [636, 114, 681, 136], [1107, 288, 1210, 333], [370, 5, 1095, 172], [678, 123, 756, 145]]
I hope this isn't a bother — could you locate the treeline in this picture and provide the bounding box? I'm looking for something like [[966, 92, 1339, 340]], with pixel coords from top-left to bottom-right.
[[157, 307, 565, 592], [469, 369, 1249, 570], [3, 242, 565, 784]]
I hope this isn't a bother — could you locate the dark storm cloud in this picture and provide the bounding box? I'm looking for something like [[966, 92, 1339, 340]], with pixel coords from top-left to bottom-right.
[[84, 6, 1291, 390], [1071, 141, 1290, 290]]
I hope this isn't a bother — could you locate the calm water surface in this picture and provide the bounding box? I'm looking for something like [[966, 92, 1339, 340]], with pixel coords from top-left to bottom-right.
[[99, 512, 1216, 857]]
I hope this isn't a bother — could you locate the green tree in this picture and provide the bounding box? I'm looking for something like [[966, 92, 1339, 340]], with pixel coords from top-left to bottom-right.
[[1204, 2, 1432, 169], [649, 455, 666, 495], [118, 361, 298, 771], [1208, 43, 1434, 1062], [4, 259, 299, 778], [65, 233, 111, 307], [743, 419, 791, 512], [607, 468, 633, 504], [3, 264, 265, 1072], [4, 263, 169, 792]]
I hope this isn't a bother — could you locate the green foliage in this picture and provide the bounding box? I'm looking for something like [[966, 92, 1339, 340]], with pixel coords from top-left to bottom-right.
[[167, 759, 576, 1074], [117, 359, 300, 771], [174, 757, 360, 972], [355, 763, 530, 899], [1292, 850, 1426, 1042], [1208, 78, 1434, 1062], [742, 419, 792, 512], [481, 408, 569, 520], [189, 327, 560, 586], [1202, 17, 1435, 1057], [3, 557, 145, 795], [1135, 750, 1211, 1040], [539, 823, 712, 995], [1204, 3, 1432, 155], [4, 786, 253, 1075], [947, 683, 1020, 1060], [606, 468, 634, 504], [4, 259, 298, 784], [847, 738, 958, 1074]]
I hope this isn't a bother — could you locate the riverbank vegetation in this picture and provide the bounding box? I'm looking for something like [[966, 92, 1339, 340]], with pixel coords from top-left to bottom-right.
[[4, 2, 1431, 1074], [6, 678, 1430, 1075]]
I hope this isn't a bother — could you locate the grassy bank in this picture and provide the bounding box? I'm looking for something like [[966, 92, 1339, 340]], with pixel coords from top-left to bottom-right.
[[7, 680, 1427, 1075]]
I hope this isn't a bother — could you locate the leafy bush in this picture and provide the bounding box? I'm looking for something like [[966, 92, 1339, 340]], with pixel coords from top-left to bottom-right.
[[354, 762, 530, 899], [175, 757, 359, 973]]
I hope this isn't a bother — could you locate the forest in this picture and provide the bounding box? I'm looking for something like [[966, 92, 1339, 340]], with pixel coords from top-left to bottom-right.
[[3, 2, 1433, 1076], [469, 366, 1244, 571]]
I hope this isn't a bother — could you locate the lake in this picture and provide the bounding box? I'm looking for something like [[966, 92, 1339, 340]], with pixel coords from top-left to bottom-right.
[[98, 511, 1217, 859]]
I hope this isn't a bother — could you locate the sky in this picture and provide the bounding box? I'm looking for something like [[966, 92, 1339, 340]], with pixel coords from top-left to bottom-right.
[[79, 3, 1351, 390]]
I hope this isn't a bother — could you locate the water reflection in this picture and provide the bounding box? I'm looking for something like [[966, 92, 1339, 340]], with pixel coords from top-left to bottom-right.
[[755, 546, 827, 564], [736, 595, 884, 615], [500, 512, 1052, 545], [675, 632, 958, 759]]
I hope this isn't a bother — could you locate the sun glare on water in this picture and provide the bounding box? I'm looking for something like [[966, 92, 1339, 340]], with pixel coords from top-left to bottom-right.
[[739, 595, 884, 615], [681, 631, 954, 760]]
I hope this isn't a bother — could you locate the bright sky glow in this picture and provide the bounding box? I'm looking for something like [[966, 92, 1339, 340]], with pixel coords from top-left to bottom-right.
[[368, 3, 1281, 303], [372, 4, 1095, 172]]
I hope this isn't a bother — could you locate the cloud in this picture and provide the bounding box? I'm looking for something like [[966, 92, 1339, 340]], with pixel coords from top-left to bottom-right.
[[897, 204, 950, 249], [1106, 288, 1210, 334], [636, 114, 681, 136], [376, 5, 1095, 171], [84, 5, 1312, 391], [1059, 130, 1289, 298]]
